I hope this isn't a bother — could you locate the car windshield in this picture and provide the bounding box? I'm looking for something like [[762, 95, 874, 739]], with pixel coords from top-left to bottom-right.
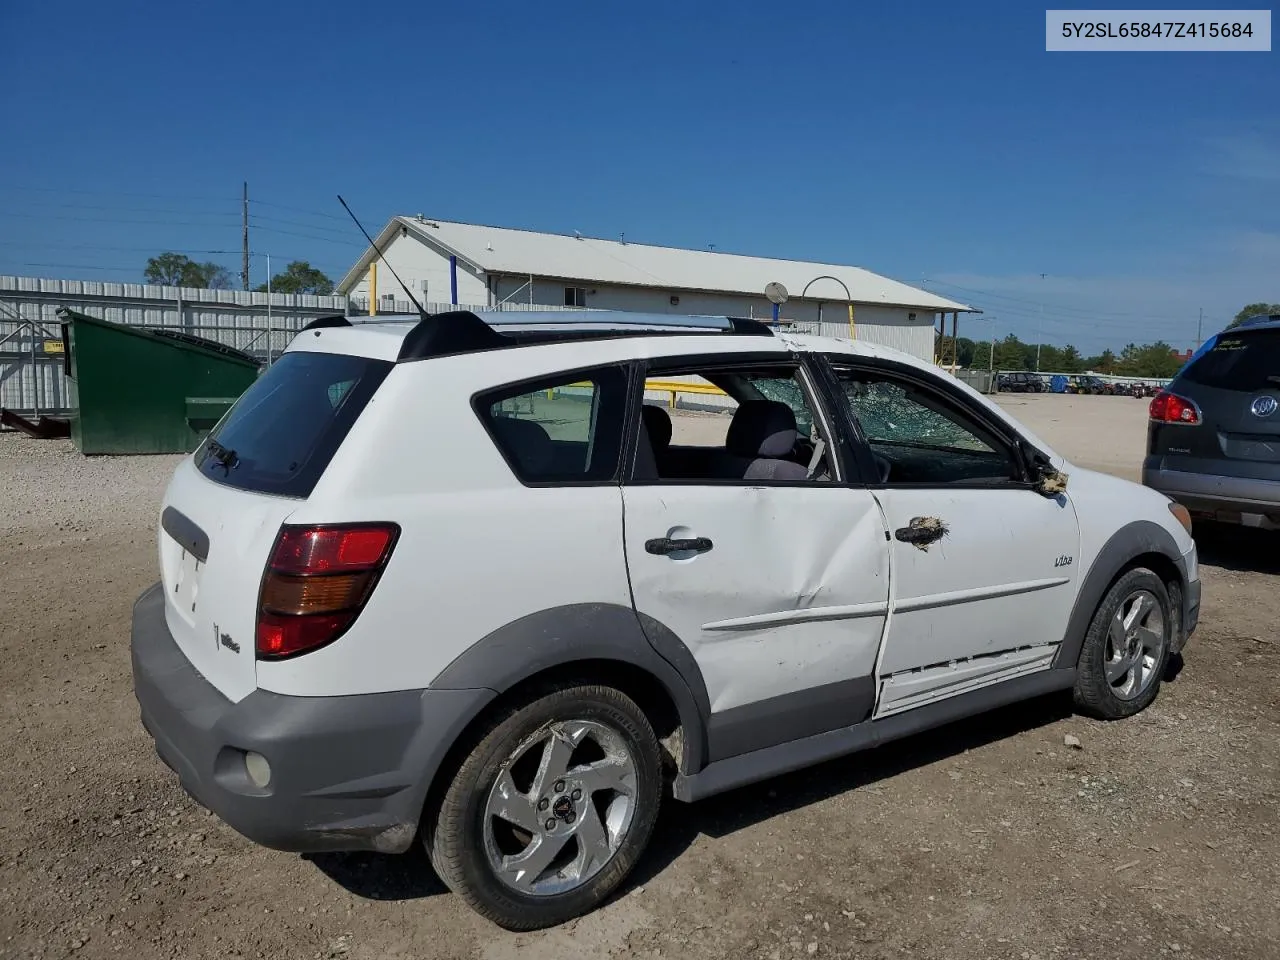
[[1180, 329, 1280, 393]]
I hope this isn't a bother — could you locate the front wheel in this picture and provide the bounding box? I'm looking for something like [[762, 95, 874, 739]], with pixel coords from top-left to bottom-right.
[[424, 684, 663, 930], [1072, 568, 1172, 719]]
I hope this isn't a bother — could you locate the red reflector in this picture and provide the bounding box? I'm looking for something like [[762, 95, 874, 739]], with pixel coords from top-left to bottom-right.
[[257, 611, 354, 660], [269, 524, 397, 574], [1149, 390, 1200, 425]]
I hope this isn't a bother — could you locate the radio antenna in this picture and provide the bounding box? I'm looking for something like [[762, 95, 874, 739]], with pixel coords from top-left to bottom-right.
[[337, 195, 428, 318]]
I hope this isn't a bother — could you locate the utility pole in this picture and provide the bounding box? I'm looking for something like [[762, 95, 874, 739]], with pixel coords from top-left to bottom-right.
[[982, 317, 997, 392], [1197, 307, 1203, 348], [241, 182, 250, 291], [1036, 273, 1046, 372], [266, 253, 272, 363]]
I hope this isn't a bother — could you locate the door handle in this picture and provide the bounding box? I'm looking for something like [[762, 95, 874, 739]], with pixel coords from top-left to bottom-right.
[[894, 517, 949, 550], [645, 536, 714, 556]]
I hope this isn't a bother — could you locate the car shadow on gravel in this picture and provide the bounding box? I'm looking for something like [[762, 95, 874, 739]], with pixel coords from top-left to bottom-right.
[[305, 844, 447, 901], [629, 691, 1074, 889], [303, 692, 1073, 904], [1192, 521, 1280, 574]]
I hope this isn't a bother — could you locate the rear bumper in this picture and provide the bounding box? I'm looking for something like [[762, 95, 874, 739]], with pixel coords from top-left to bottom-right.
[[1143, 462, 1280, 524], [130, 582, 494, 854]]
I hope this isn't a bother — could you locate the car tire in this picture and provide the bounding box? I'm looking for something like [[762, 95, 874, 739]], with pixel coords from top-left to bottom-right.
[[424, 684, 663, 931], [1072, 567, 1173, 720]]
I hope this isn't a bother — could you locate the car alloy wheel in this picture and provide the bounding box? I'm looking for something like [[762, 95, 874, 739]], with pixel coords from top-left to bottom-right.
[[1103, 589, 1165, 701], [482, 719, 637, 896]]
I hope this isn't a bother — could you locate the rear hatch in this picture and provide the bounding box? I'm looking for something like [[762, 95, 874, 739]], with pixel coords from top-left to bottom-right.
[[1153, 327, 1280, 471], [157, 349, 393, 702]]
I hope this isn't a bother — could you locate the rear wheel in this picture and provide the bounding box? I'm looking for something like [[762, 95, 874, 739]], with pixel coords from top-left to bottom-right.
[[424, 684, 662, 930], [1072, 568, 1172, 719]]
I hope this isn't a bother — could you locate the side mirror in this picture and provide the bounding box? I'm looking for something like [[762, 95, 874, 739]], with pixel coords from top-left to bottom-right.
[[1019, 440, 1069, 497]]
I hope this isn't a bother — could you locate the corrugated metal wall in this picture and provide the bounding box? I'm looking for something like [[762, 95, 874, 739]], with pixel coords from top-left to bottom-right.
[[815, 319, 934, 360], [0, 276, 347, 416]]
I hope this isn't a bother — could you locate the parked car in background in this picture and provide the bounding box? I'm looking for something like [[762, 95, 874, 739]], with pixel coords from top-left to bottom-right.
[[996, 371, 1047, 393], [1071, 375, 1111, 395], [1144, 313, 1280, 530]]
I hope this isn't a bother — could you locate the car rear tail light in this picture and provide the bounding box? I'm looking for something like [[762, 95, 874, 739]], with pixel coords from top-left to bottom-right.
[[1149, 390, 1201, 425], [256, 523, 399, 660]]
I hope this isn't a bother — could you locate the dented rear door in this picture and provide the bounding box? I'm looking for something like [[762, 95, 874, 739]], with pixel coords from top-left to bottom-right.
[[623, 483, 891, 747]]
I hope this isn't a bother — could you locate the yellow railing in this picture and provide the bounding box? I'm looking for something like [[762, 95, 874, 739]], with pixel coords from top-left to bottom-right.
[[551, 379, 727, 408], [644, 379, 727, 408]]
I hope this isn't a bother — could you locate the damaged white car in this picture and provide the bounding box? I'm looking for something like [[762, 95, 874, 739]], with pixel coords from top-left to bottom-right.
[[131, 309, 1200, 930]]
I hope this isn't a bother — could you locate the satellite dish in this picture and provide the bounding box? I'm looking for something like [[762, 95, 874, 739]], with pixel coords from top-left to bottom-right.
[[764, 282, 789, 305]]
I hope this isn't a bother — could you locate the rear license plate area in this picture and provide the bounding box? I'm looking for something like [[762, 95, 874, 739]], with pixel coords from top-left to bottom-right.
[[172, 548, 203, 624]]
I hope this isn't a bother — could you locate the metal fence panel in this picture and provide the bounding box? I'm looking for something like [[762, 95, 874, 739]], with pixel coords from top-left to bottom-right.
[[0, 275, 345, 417]]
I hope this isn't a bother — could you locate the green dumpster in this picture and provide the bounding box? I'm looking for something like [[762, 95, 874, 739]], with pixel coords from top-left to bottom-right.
[[57, 308, 262, 455]]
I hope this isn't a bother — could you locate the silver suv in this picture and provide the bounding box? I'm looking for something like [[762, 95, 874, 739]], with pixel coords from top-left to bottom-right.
[[1144, 313, 1280, 529]]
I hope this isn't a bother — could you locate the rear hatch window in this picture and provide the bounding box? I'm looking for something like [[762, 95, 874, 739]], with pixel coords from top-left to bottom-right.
[[1180, 329, 1280, 392], [195, 350, 392, 497]]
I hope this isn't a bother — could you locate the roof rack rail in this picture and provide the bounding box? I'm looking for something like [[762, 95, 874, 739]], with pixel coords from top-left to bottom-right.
[[300, 315, 352, 331], [395, 310, 775, 362], [726, 317, 775, 336]]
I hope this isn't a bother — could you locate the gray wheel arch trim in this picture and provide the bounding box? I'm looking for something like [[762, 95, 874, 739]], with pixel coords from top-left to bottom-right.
[[1053, 520, 1190, 670], [429, 603, 711, 774]]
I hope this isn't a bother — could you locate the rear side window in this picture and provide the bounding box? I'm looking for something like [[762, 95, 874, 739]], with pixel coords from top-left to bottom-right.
[[1181, 330, 1280, 392], [478, 367, 627, 483], [195, 351, 392, 497]]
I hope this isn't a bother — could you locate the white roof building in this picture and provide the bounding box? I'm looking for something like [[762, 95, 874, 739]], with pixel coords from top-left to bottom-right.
[[337, 217, 974, 363]]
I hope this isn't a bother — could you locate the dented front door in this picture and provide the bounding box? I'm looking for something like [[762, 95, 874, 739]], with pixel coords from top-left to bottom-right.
[[622, 484, 891, 718], [872, 486, 1080, 716]]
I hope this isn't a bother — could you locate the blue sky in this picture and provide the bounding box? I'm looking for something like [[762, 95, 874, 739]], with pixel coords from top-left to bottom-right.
[[1, 0, 1276, 353]]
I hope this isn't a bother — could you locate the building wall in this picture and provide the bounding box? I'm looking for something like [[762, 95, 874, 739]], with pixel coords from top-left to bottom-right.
[[491, 275, 940, 361], [342, 235, 945, 363], [344, 232, 489, 309]]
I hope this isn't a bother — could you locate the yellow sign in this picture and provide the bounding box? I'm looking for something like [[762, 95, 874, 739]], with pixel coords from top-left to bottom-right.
[[42, 340, 64, 354]]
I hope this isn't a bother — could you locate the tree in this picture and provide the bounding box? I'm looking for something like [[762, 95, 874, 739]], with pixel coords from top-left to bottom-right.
[[1116, 340, 1184, 379], [992, 333, 1030, 371], [971, 338, 993, 370], [144, 252, 232, 288], [1037, 344, 1078, 373], [1083, 349, 1118, 374], [199, 264, 233, 289], [255, 260, 334, 296], [1228, 302, 1280, 328], [1059, 344, 1084, 373]]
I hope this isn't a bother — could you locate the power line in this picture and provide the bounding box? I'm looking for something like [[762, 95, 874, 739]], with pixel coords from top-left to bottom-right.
[[249, 212, 364, 238], [4, 262, 150, 273], [0, 211, 240, 226], [249, 199, 350, 222], [1, 260, 350, 282], [2, 200, 237, 216], [0, 240, 242, 254], [923, 277, 1201, 325], [3, 184, 240, 202], [249, 223, 365, 247]]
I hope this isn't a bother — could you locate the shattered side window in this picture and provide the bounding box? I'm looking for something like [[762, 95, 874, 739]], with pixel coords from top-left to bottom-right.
[[751, 377, 815, 437], [845, 380, 993, 452], [834, 367, 1016, 484]]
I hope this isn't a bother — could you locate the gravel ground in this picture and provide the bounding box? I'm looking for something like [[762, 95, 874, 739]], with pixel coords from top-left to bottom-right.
[[1, 394, 1278, 960]]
